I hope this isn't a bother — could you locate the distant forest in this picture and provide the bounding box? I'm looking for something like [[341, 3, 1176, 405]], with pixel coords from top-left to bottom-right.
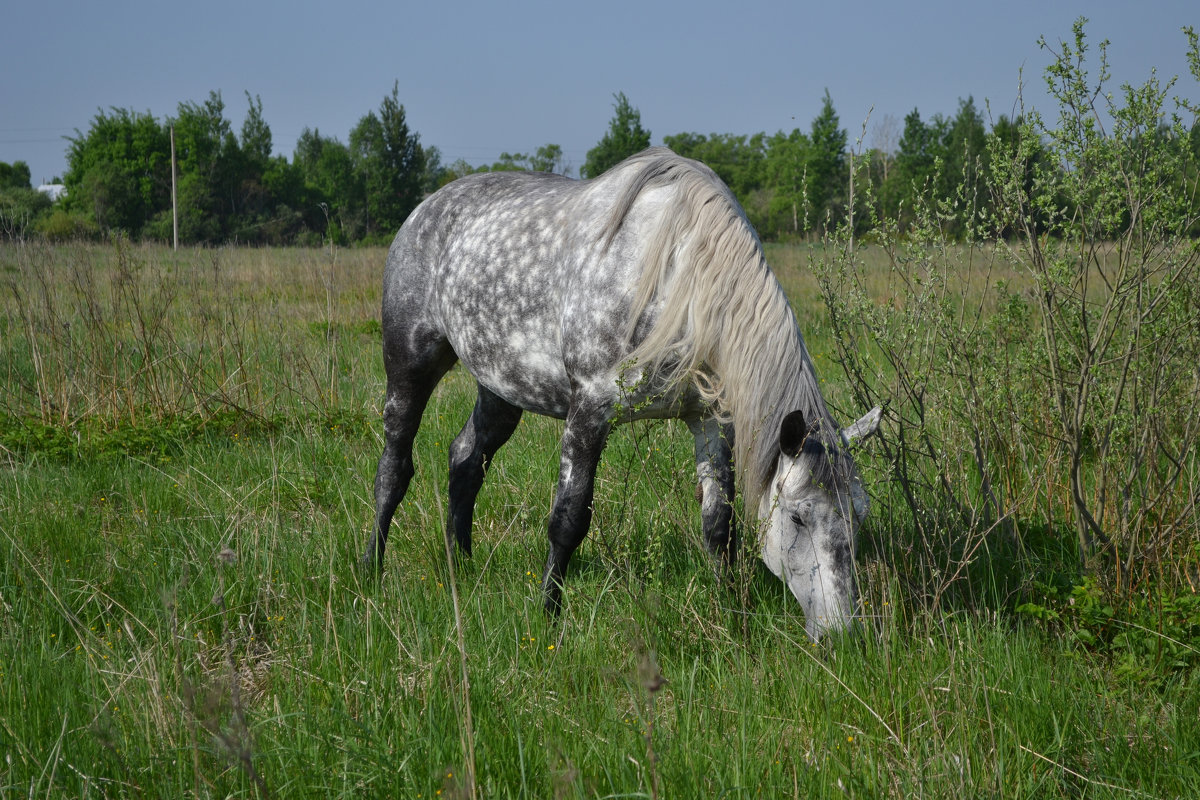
[[2, 65, 1198, 246]]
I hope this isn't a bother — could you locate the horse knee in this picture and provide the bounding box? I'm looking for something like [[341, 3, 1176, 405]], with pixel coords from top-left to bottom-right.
[[376, 443, 413, 491]]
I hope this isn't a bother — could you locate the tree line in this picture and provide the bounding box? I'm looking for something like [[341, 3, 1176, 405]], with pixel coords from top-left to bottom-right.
[[2, 75, 1198, 245]]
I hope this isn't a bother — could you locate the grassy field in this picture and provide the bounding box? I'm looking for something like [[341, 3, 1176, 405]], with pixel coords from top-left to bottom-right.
[[2, 241, 1198, 798]]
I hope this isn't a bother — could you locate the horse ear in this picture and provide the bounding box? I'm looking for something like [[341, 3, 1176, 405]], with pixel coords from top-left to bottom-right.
[[840, 406, 882, 447], [778, 410, 807, 458]]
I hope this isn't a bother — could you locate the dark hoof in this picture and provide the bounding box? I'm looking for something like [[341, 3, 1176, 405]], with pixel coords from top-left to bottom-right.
[[541, 582, 564, 618], [359, 552, 384, 577]]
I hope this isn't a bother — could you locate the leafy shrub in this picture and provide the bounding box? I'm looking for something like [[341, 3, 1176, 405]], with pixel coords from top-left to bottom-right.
[[35, 209, 100, 241], [814, 20, 1200, 623], [1017, 577, 1200, 683]]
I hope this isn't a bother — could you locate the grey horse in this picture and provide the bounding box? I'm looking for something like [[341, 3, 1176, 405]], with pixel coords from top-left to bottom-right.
[[363, 147, 880, 640]]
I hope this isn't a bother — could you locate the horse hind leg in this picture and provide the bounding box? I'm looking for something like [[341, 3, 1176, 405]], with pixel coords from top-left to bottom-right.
[[447, 384, 523, 556], [363, 358, 454, 571]]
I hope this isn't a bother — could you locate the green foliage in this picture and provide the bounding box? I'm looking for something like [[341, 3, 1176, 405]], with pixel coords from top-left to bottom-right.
[[239, 92, 272, 165], [63, 107, 171, 236], [878, 101, 992, 236], [664, 92, 850, 240], [0, 186, 51, 240], [0, 159, 32, 190], [813, 18, 1200, 639], [0, 410, 278, 463], [987, 18, 1200, 563], [764, 127, 813, 236], [662, 132, 768, 229], [55, 84, 430, 246], [582, 92, 651, 178], [349, 81, 426, 241], [1016, 577, 1200, 683], [436, 156, 486, 187], [487, 143, 570, 175], [0, 161, 56, 241], [60, 94, 309, 245], [19, 23, 1198, 247], [294, 126, 362, 241], [33, 208, 99, 241], [660, 132, 766, 198], [806, 89, 849, 232]]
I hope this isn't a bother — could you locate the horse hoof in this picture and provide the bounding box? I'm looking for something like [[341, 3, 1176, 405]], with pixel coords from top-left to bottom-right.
[[359, 554, 384, 577]]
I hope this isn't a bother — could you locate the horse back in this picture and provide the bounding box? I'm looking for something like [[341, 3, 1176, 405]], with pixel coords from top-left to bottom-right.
[[381, 170, 640, 417]]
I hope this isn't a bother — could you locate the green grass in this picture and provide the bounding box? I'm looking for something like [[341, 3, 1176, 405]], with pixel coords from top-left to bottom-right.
[[2, 242, 1198, 798]]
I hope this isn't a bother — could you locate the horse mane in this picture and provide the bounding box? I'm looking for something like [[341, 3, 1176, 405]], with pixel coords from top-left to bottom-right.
[[600, 147, 840, 513]]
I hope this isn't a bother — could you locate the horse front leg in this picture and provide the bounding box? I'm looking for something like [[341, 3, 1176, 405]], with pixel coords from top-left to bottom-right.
[[688, 418, 737, 569], [541, 401, 611, 615]]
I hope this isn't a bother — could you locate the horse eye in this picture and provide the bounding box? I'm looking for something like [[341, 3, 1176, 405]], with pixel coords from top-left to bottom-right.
[[790, 513, 805, 527]]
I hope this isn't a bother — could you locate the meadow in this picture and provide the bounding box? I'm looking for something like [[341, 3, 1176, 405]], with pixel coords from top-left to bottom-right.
[[2, 241, 1198, 798]]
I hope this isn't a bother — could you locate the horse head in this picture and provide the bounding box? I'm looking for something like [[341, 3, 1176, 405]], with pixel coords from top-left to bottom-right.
[[759, 406, 881, 641]]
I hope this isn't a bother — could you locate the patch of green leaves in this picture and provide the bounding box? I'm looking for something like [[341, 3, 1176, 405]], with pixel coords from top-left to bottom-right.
[[307, 318, 382, 338], [0, 409, 282, 463], [1017, 577, 1200, 682]]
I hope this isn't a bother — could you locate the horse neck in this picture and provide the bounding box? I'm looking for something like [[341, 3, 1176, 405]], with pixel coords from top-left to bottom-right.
[[720, 292, 837, 516]]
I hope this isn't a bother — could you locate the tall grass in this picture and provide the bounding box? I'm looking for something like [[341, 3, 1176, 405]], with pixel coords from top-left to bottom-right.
[[2, 240, 1198, 798], [1, 239, 382, 420]]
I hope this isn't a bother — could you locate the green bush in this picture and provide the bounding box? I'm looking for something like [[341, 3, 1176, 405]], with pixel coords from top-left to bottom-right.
[[813, 20, 1200, 621], [34, 208, 100, 241], [0, 187, 52, 239]]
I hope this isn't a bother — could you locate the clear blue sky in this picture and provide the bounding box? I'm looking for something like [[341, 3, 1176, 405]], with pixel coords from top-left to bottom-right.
[[3, 0, 1196, 186]]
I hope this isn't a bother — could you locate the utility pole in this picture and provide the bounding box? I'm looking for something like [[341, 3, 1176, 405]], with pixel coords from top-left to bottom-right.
[[170, 125, 178, 251]]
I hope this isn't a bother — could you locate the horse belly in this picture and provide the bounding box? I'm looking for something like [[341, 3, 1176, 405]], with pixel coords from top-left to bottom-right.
[[452, 328, 573, 419]]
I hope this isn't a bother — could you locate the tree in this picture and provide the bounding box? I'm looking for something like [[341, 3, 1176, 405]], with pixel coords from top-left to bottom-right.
[[764, 128, 812, 236], [439, 158, 483, 188], [937, 97, 990, 234], [661, 132, 766, 198], [63, 107, 171, 235], [294, 127, 362, 241], [987, 113, 1056, 236], [663, 131, 769, 230], [1188, 119, 1200, 234], [894, 108, 936, 180], [985, 19, 1200, 562], [877, 99, 991, 236], [229, 92, 277, 240], [882, 108, 938, 224], [582, 92, 650, 178], [530, 143, 569, 175], [240, 92, 272, 165], [868, 114, 901, 184], [254, 155, 308, 243], [169, 91, 239, 242], [807, 89, 847, 231], [488, 144, 570, 175], [422, 145, 446, 192], [0, 161, 51, 239], [0, 160, 32, 190], [350, 81, 426, 237]]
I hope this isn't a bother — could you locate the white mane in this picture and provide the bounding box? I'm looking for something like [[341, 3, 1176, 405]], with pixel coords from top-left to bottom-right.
[[599, 148, 839, 513]]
